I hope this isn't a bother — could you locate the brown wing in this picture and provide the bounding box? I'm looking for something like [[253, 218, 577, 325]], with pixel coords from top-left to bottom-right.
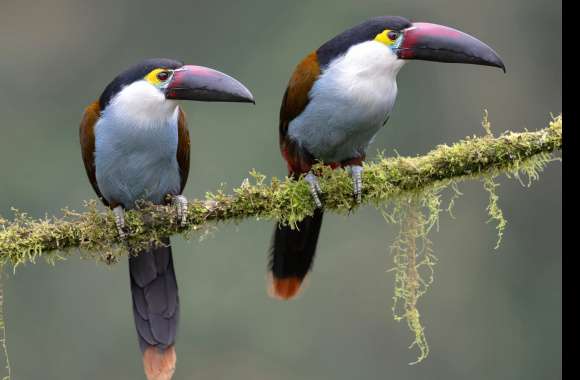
[[279, 51, 321, 142], [177, 108, 190, 193], [279, 51, 321, 175], [79, 101, 109, 206]]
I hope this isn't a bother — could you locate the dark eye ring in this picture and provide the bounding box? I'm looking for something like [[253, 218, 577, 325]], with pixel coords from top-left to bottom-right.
[[388, 31, 400, 41], [157, 71, 170, 81]]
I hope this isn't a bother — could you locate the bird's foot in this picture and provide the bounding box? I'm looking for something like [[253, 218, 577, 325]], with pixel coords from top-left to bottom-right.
[[171, 195, 188, 227], [348, 165, 363, 204], [113, 206, 127, 239], [304, 171, 323, 208]]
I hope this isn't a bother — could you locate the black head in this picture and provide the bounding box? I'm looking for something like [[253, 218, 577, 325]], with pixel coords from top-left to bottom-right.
[[317, 16, 412, 67], [99, 58, 183, 110], [98, 58, 254, 111], [315, 16, 504, 72]]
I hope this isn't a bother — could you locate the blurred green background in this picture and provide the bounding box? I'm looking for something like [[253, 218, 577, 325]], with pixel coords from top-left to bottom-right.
[[0, 0, 561, 379]]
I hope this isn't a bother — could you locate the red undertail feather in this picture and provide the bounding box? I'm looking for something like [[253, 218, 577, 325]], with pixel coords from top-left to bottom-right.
[[268, 276, 304, 300], [143, 346, 176, 380]]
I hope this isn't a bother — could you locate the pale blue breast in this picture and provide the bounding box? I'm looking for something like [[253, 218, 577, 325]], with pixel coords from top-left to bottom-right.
[[288, 87, 395, 162], [94, 108, 181, 209]]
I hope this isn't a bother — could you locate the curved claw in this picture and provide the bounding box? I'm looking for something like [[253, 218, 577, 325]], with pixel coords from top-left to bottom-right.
[[172, 195, 188, 226], [304, 172, 323, 208], [349, 165, 363, 204], [113, 206, 127, 239]]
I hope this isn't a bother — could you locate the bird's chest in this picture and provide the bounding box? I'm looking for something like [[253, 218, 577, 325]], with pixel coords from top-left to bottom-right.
[[288, 43, 400, 163], [94, 111, 181, 208]]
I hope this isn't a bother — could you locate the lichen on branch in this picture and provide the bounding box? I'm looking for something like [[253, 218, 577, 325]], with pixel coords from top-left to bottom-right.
[[0, 115, 562, 268], [385, 194, 438, 364]]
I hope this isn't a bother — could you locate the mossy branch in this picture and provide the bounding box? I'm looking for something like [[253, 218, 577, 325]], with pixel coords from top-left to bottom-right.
[[0, 115, 562, 267]]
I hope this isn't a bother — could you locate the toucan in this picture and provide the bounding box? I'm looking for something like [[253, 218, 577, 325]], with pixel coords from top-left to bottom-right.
[[269, 16, 505, 300], [79, 58, 254, 380]]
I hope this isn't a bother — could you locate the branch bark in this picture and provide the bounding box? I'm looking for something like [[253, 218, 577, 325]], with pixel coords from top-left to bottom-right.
[[0, 115, 562, 267]]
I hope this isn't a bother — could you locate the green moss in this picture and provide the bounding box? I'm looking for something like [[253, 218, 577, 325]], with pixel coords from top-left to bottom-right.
[[0, 114, 561, 265], [481, 109, 494, 138], [385, 194, 439, 364], [0, 274, 10, 380], [483, 177, 507, 249]]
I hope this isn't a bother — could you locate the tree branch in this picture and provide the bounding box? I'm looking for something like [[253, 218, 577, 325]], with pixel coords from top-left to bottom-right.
[[0, 115, 562, 267]]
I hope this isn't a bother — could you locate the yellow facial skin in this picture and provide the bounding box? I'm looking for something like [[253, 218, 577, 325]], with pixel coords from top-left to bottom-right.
[[374, 29, 399, 46], [145, 68, 171, 86]]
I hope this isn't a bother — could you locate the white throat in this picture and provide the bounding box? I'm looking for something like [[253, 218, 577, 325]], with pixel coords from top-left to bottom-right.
[[331, 40, 405, 79], [102, 80, 178, 126]]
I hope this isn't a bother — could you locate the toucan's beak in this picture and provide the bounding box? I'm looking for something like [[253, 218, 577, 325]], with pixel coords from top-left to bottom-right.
[[165, 65, 255, 103], [397, 22, 505, 72]]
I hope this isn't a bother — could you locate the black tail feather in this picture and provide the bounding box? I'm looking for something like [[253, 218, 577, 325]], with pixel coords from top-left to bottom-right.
[[129, 237, 179, 353], [268, 209, 324, 298]]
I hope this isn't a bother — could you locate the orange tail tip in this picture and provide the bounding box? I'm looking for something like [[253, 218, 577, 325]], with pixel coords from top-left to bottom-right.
[[268, 276, 304, 300], [143, 346, 176, 380]]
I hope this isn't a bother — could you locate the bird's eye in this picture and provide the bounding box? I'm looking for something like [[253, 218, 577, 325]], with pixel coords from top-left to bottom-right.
[[156, 71, 170, 81], [388, 31, 400, 41]]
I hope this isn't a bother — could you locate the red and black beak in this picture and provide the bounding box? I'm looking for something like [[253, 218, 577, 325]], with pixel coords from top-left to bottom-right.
[[397, 22, 505, 72], [165, 65, 255, 103]]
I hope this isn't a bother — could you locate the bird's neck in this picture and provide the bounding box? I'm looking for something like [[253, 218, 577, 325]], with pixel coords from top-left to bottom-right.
[[328, 40, 405, 81], [103, 80, 179, 127], [318, 40, 403, 108], [315, 40, 402, 118]]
